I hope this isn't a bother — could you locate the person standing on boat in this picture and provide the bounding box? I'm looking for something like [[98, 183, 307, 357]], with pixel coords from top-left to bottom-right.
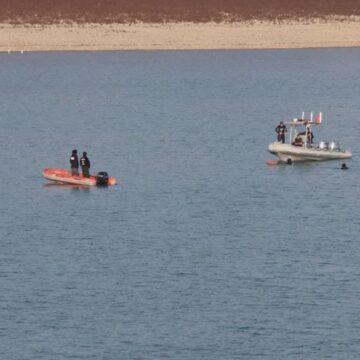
[[306, 126, 314, 145], [70, 149, 79, 176], [275, 121, 287, 143], [80, 152, 91, 178]]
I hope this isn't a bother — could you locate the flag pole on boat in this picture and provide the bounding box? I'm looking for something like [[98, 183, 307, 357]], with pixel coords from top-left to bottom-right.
[[315, 112, 322, 124]]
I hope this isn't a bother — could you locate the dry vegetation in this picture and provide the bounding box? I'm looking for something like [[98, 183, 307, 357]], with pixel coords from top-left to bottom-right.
[[1, 0, 360, 24]]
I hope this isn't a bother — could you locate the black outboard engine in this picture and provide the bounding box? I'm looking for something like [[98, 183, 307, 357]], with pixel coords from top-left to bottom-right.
[[96, 171, 109, 186]]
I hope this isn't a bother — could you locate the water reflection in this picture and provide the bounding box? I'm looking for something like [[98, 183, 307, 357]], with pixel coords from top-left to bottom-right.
[[42, 183, 92, 193]]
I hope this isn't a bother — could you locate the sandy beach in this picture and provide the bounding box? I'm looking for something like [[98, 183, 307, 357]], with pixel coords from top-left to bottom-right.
[[1, 20, 360, 52]]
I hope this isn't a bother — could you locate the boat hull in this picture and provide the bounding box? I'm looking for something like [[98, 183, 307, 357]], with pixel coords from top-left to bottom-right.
[[268, 142, 352, 163], [43, 168, 117, 186]]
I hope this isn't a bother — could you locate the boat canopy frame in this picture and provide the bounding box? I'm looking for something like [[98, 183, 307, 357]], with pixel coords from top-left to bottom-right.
[[284, 113, 320, 147]]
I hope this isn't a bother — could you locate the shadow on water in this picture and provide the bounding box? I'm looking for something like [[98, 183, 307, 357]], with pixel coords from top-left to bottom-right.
[[266, 160, 318, 169], [42, 183, 111, 192], [266, 159, 352, 177], [42, 183, 93, 192]]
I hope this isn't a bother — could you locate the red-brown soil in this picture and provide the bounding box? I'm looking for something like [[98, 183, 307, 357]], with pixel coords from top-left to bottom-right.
[[1, 0, 360, 24]]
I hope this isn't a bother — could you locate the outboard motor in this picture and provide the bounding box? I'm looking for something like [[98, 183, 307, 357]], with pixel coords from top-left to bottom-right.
[[96, 171, 109, 186]]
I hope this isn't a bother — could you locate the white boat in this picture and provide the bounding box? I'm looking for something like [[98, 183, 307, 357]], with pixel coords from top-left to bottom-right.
[[268, 112, 352, 163]]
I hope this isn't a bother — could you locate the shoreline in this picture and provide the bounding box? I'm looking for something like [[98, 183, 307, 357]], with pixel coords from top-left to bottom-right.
[[2, 20, 360, 52]]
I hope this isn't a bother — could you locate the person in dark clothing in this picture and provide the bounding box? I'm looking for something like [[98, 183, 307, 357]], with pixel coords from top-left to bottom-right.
[[293, 135, 303, 147], [70, 149, 79, 176], [275, 121, 287, 143], [307, 129, 314, 145], [80, 152, 90, 178]]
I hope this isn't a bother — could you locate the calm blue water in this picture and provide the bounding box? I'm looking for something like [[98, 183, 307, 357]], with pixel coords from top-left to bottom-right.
[[1, 49, 360, 359]]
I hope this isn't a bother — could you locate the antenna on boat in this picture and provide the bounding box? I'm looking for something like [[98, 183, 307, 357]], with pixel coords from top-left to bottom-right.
[[310, 112, 313, 122], [302, 112, 304, 120]]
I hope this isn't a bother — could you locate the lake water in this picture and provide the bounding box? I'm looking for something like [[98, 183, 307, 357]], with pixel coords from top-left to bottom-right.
[[1, 48, 360, 359]]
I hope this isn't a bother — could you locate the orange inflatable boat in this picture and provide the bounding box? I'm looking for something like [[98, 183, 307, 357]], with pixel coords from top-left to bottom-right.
[[43, 168, 117, 186]]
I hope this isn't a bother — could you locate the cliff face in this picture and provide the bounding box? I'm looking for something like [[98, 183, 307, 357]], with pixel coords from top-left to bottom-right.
[[2, 0, 360, 23]]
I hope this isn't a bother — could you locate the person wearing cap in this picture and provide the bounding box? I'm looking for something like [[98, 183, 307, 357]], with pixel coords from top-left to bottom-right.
[[70, 149, 79, 176], [275, 121, 287, 143], [80, 152, 91, 178]]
